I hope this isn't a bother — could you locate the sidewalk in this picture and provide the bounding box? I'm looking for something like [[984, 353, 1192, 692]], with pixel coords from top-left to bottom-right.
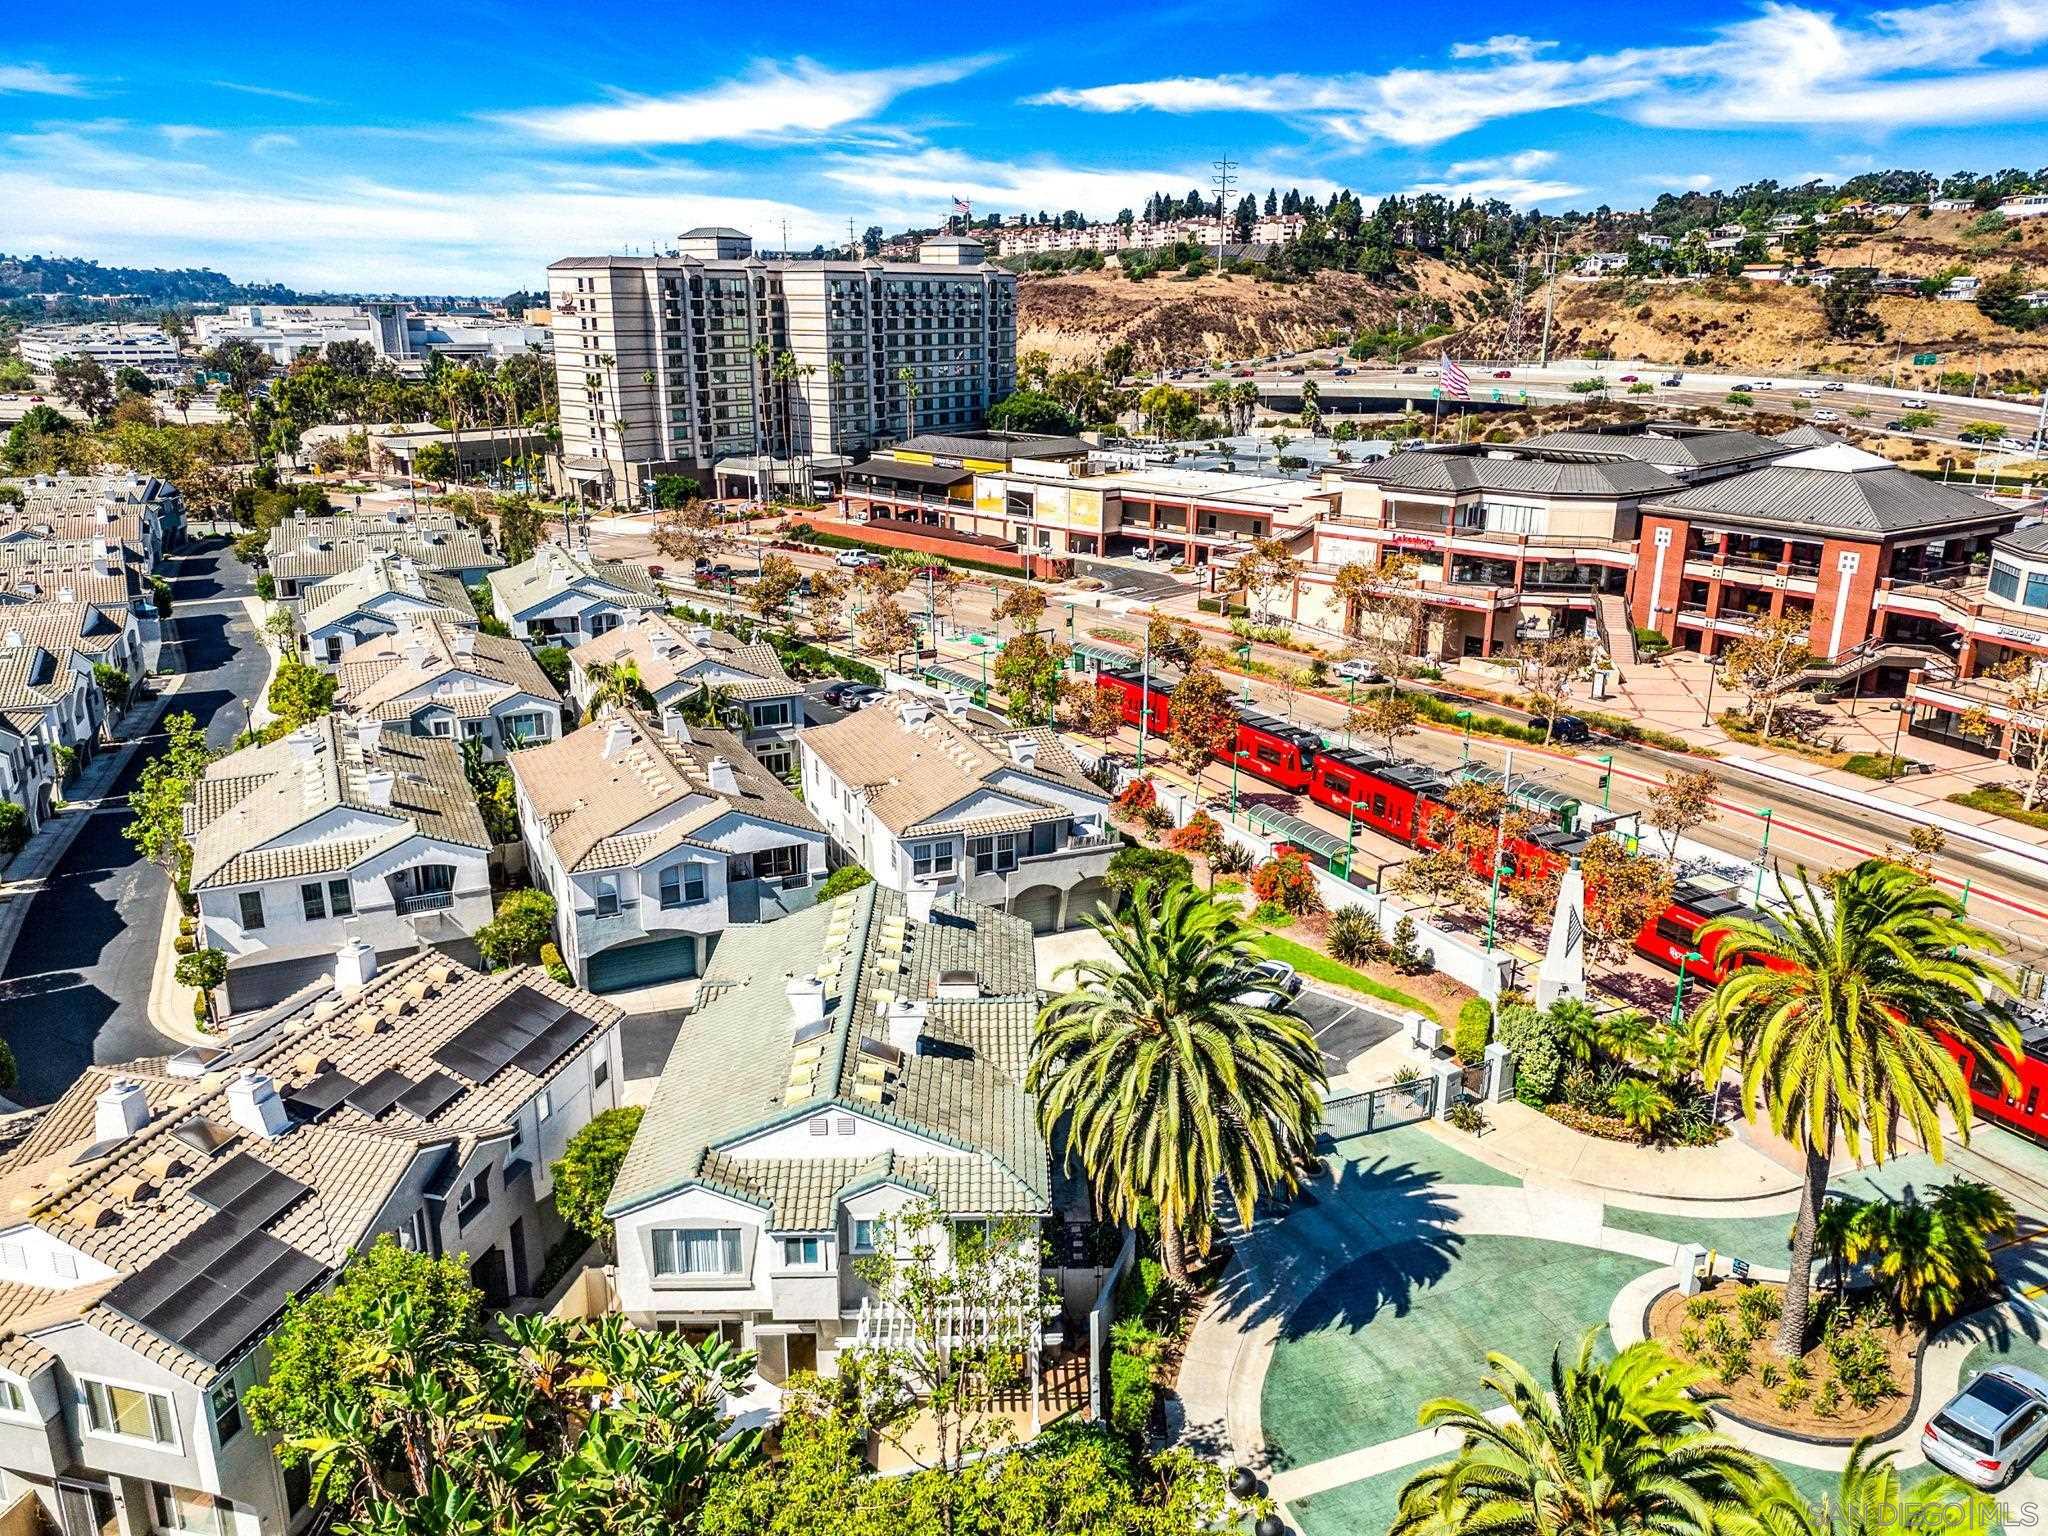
[[0, 681, 186, 984]]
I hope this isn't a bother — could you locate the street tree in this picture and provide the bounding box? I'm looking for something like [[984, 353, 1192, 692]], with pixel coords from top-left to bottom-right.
[[853, 599, 918, 660], [1347, 688, 1419, 758], [174, 948, 228, 1026], [991, 631, 1071, 726], [1722, 615, 1814, 740], [1333, 554, 1423, 684], [267, 659, 336, 730], [1647, 768, 1721, 856], [1229, 537, 1301, 626], [990, 581, 1047, 635], [802, 569, 844, 639], [1962, 657, 2048, 811], [651, 498, 722, 570], [1059, 676, 1126, 742], [751, 553, 803, 626], [1517, 633, 1593, 741], [1166, 661, 1235, 787], [1145, 614, 1202, 673], [50, 355, 115, 422]]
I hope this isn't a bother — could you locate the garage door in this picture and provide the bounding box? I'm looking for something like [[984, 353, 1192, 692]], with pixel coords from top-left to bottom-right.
[[1064, 877, 1113, 930], [1010, 885, 1064, 935], [586, 934, 698, 993]]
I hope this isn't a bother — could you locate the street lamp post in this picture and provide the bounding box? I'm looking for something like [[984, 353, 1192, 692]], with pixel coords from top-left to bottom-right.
[[1887, 700, 1909, 779], [1342, 798, 1357, 881], [1238, 641, 1253, 703], [1457, 709, 1473, 764], [1230, 751, 1241, 814], [1701, 655, 1724, 727], [1671, 951, 1704, 1024], [1751, 808, 1774, 904]]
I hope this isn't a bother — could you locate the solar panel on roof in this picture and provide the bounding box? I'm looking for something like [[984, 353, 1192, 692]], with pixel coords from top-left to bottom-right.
[[859, 1038, 905, 1068], [393, 1069, 464, 1121], [344, 1067, 414, 1119], [510, 1011, 594, 1077], [70, 1137, 126, 1166], [189, 1157, 311, 1229], [792, 1019, 833, 1046], [283, 1071, 361, 1118], [433, 986, 568, 1082], [170, 1116, 235, 1158]]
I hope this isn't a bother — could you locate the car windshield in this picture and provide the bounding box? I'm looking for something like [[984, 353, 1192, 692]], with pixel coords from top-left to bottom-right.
[[1934, 1412, 1994, 1454]]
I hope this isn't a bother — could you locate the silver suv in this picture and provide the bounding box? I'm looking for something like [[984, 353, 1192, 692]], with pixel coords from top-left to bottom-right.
[[1924, 1367, 2048, 1487]]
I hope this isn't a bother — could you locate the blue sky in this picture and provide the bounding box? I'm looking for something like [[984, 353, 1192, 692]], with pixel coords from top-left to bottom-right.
[[4, 0, 2047, 293]]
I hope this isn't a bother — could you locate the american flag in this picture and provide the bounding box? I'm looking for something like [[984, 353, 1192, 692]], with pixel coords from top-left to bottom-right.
[[1440, 353, 1471, 400], [952, 196, 972, 216]]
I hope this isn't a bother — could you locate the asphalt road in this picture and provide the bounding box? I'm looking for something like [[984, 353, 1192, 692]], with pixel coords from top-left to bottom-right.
[[0, 541, 266, 1104], [1294, 987, 1408, 1078]]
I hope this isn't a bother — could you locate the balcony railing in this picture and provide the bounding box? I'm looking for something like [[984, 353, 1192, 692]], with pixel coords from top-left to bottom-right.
[[395, 891, 454, 916]]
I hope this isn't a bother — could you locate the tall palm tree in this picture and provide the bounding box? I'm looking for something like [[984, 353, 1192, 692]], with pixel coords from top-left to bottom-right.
[[672, 682, 740, 731], [1732, 1435, 1971, 1536], [1029, 881, 1325, 1282], [1812, 1193, 1869, 1303], [1392, 1330, 1784, 1536], [1694, 858, 2020, 1356], [584, 661, 653, 721]]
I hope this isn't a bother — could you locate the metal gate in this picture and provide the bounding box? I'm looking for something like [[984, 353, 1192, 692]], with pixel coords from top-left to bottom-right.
[[1326, 1076, 1437, 1139]]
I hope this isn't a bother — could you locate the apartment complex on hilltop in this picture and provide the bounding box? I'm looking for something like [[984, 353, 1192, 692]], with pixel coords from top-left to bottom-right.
[[548, 226, 1016, 506]]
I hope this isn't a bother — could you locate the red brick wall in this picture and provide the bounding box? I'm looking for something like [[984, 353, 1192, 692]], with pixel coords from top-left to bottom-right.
[[1809, 537, 1883, 658], [1631, 514, 1690, 638], [789, 519, 1069, 581]]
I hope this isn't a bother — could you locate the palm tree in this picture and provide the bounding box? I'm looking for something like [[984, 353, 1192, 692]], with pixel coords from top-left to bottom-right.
[[1812, 1193, 1870, 1302], [897, 365, 919, 442], [1392, 1330, 1783, 1536], [1858, 1179, 2014, 1326], [1735, 1435, 1973, 1536], [1029, 881, 1325, 1283], [1694, 858, 2020, 1356], [1607, 1076, 1673, 1141], [584, 660, 653, 721], [672, 682, 740, 731]]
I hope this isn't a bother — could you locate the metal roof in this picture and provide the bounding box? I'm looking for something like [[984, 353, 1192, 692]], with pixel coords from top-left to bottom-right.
[[1247, 806, 1352, 864], [1652, 451, 2010, 537], [1457, 762, 1578, 817]]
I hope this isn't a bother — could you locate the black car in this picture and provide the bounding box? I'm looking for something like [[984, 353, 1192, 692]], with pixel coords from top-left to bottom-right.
[[817, 681, 858, 706], [1533, 714, 1593, 744]]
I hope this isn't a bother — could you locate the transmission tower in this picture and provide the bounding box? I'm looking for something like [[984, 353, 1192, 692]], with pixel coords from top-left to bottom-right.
[[1501, 251, 1533, 362], [1211, 155, 1238, 266]]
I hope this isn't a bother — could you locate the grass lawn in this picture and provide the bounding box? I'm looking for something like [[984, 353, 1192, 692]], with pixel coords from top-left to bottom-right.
[[1949, 785, 2048, 833], [1842, 753, 1907, 779], [1252, 931, 1437, 1021]]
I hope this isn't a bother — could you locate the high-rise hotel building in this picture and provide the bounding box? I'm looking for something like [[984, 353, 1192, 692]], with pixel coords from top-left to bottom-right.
[[548, 227, 1017, 505]]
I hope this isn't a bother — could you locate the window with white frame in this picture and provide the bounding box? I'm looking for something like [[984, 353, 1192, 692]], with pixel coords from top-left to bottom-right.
[[537, 1088, 554, 1123], [968, 833, 1017, 875], [651, 1227, 743, 1277], [151, 1484, 228, 1535], [850, 1218, 879, 1254], [658, 863, 706, 909], [911, 840, 955, 879], [781, 1237, 823, 1266], [750, 700, 792, 730], [83, 1378, 176, 1445], [0, 1375, 28, 1416], [594, 878, 620, 917], [210, 1380, 240, 1444]]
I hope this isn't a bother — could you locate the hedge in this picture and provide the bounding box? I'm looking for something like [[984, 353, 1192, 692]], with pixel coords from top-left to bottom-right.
[[1454, 998, 1493, 1063]]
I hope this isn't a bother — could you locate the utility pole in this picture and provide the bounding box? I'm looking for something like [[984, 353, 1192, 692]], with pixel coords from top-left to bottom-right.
[[1537, 230, 1562, 368], [848, 217, 858, 260], [1211, 155, 1238, 268]]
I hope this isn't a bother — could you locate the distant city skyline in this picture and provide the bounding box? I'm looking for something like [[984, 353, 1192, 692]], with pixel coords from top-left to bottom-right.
[[4, 0, 2046, 291]]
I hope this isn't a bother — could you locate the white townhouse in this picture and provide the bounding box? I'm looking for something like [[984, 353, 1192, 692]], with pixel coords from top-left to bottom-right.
[[298, 556, 478, 665], [568, 614, 805, 777], [0, 638, 101, 763], [263, 511, 501, 609], [509, 710, 827, 993], [486, 545, 662, 644], [604, 882, 1056, 1390], [0, 714, 55, 834], [335, 621, 564, 762], [0, 941, 622, 1536], [799, 691, 1116, 934], [186, 717, 493, 1005]]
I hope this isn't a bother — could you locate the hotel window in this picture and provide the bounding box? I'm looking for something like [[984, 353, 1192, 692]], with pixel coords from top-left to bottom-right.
[[83, 1379, 176, 1445], [652, 1227, 743, 1277]]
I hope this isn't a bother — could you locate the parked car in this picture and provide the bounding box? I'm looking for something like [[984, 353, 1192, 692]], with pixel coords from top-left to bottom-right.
[[1812, 408, 1840, 422], [1240, 958, 1303, 997], [1398, 437, 1429, 451], [1234, 986, 1295, 1013], [844, 685, 887, 709], [1922, 1368, 2048, 1487], [1901, 396, 1930, 408], [817, 681, 862, 706], [1333, 659, 1384, 682], [1493, 369, 1513, 378], [1531, 714, 1593, 744]]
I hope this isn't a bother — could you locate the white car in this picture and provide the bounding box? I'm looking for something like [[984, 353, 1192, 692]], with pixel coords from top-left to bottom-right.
[[1812, 408, 1840, 422], [1242, 958, 1303, 997], [1333, 659, 1384, 683], [1901, 396, 1929, 408], [1923, 1367, 2048, 1487], [1234, 986, 1294, 1013], [1800, 387, 1822, 398], [1823, 381, 1846, 391], [1422, 366, 1440, 378], [834, 550, 881, 569]]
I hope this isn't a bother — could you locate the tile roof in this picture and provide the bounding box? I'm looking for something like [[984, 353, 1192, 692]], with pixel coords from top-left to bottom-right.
[[302, 558, 478, 635], [0, 600, 129, 663], [0, 642, 76, 732], [569, 613, 797, 702], [802, 693, 1108, 837], [188, 715, 489, 889], [1652, 444, 2012, 536], [510, 710, 820, 873], [266, 512, 501, 586], [335, 619, 559, 718], [0, 544, 142, 609], [0, 949, 621, 1383], [487, 544, 662, 619], [607, 884, 1047, 1229]]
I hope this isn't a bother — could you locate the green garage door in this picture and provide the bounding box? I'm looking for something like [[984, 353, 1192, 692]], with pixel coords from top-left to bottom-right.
[[586, 934, 698, 994]]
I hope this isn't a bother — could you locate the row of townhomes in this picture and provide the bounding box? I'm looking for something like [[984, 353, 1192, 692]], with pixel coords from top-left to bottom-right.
[[0, 473, 182, 837]]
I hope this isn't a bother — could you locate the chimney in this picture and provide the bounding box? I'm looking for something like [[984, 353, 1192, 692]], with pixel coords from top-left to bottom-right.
[[602, 716, 635, 759], [786, 972, 827, 1031], [941, 690, 970, 717], [402, 628, 428, 667], [91, 538, 112, 576], [905, 880, 939, 923], [686, 625, 713, 647], [1006, 734, 1039, 768], [898, 697, 931, 729], [334, 933, 376, 993], [362, 767, 395, 806], [355, 716, 383, 756], [225, 1071, 290, 1139], [706, 756, 738, 794], [93, 1080, 150, 1143], [663, 712, 692, 744], [287, 724, 321, 761], [885, 998, 927, 1058], [56, 587, 74, 605], [450, 627, 474, 656]]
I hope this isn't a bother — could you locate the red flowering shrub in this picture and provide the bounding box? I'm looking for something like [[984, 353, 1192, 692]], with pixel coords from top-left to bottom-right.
[[1165, 810, 1224, 857], [1250, 854, 1325, 916]]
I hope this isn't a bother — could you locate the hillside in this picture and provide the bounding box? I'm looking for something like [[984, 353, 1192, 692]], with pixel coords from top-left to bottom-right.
[[1019, 209, 2048, 388], [0, 254, 298, 310]]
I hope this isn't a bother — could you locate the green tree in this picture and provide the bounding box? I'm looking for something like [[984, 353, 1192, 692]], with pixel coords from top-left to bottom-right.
[[125, 711, 216, 893], [51, 355, 115, 421], [532, 644, 571, 692], [817, 864, 873, 900], [475, 887, 557, 969], [174, 947, 229, 1026], [1031, 882, 1326, 1283], [751, 554, 802, 625], [90, 663, 132, 721], [985, 390, 1080, 435], [493, 493, 547, 564], [992, 632, 1070, 726], [551, 1105, 645, 1257], [585, 659, 655, 720], [0, 802, 26, 862], [651, 473, 701, 509], [113, 365, 155, 397], [1165, 662, 1235, 787], [412, 440, 455, 482], [1695, 859, 2020, 1356], [267, 658, 336, 730], [1856, 1179, 2015, 1326], [1819, 272, 1887, 341], [1391, 1331, 1783, 1536]]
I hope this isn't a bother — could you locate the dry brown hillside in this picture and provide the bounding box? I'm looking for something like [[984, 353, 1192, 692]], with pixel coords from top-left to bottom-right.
[[1022, 209, 2048, 388], [1017, 264, 1489, 368]]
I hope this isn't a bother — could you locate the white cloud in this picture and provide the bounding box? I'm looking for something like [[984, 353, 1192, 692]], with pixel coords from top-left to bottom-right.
[[0, 63, 87, 97], [1449, 35, 1555, 61], [209, 80, 328, 105], [159, 124, 220, 146], [1404, 174, 1588, 206], [250, 133, 298, 155], [1030, 0, 2048, 143], [1443, 149, 1556, 178], [498, 56, 991, 146]]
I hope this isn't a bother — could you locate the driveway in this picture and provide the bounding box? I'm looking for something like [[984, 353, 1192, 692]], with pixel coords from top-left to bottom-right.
[[0, 541, 266, 1103], [1295, 990, 1407, 1079]]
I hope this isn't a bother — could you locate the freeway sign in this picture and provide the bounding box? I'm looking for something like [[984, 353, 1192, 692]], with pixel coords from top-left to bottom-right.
[[1913, 352, 1939, 366]]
